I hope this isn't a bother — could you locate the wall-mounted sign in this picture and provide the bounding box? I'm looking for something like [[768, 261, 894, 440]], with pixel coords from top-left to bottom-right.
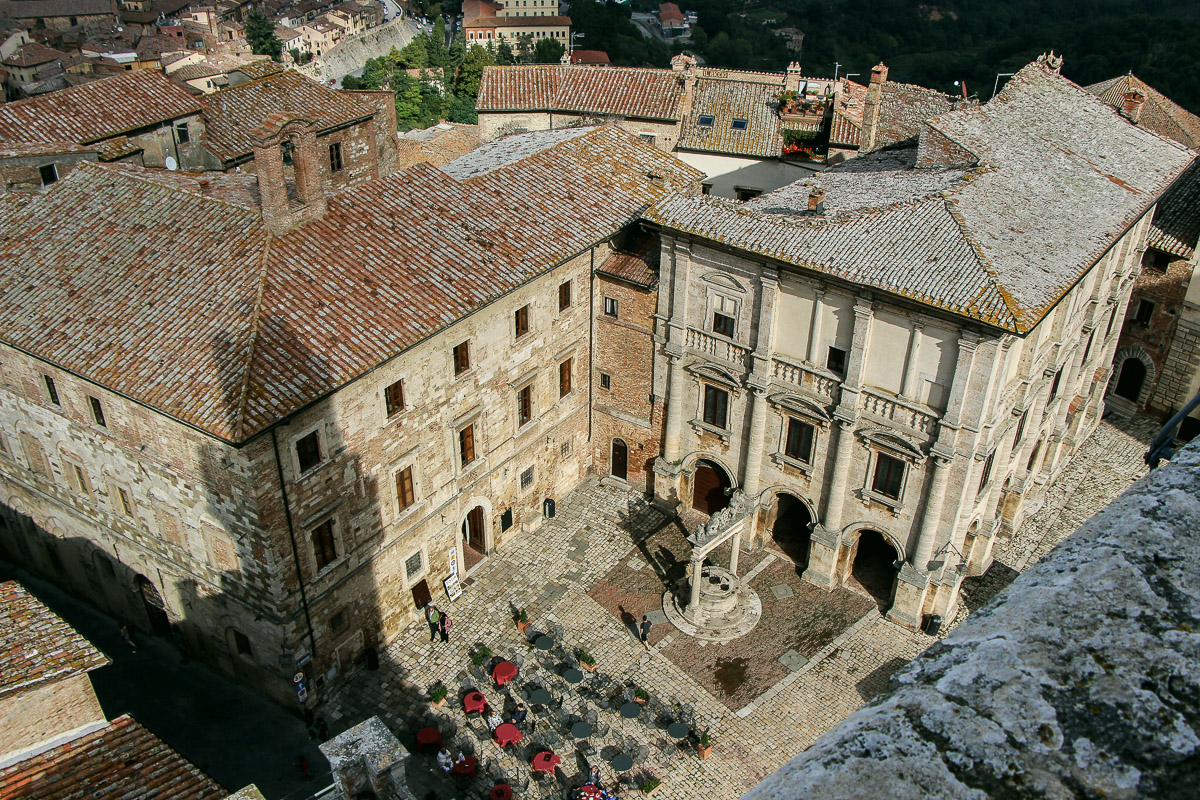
[[448, 545, 459, 578]]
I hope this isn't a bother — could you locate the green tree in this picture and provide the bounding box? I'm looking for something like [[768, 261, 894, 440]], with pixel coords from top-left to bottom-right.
[[533, 36, 565, 64], [429, 17, 449, 66], [398, 34, 429, 69], [446, 92, 478, 123], [393, 73, 424, 128], [514, 34, 534, 64], [454, 43, 494, 97], [245, 11, 282, 61], [495, 39, 515, 65]]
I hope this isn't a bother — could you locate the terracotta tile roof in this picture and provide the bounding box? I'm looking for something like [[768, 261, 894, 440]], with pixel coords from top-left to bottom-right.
[[1088, 73, 1200, 150], [1147, 162, 1200, 259], [92, 135, 143, 161], [0, 126, 701, 441], [869, 80, 957, 150], [647, 62, 1194, 334], [6, 0, 113, 18], [466, 15, 571, 28], [677, 78, 783, 158], [597, 234, 658, 287], [570, 50, 609, 65], [0, 70, 202, 146], [395, 122, 482, 169], [200, 70, 377, 162], [440, 126, 592, 180], [172, 63, 224, 81], [659, 2, 684, 23], [2, 43, 66, 68], [0, 581, 108, 699], [0, 141, 93, 158], [0, 714, 225, 799], [478, 65, 686, 121], [829, 80, 868, 148], [234, 59, 286, 80]]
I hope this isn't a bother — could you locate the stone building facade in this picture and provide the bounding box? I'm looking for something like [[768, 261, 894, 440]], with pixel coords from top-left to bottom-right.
[[643, 59, 1192, 628]]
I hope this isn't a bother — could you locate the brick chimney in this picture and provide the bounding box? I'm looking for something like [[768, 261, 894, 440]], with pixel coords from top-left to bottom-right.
[[1121, 89, 1145, 124], [807, 186, 825, 213], [859, 63, 888, 153], [249, 114, 327, 233], [869, 62, 888, 86], [785, 61, 802, 93]]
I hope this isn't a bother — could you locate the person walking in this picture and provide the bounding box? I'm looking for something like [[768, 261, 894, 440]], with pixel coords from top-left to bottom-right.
[[426, 604, 440, 643], [639, 614, 652, 648], [438, 610, 451, 644]]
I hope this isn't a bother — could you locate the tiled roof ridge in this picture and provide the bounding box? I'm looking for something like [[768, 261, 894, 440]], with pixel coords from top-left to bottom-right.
[[1090, 73, 1200, 145], [939, 189, 1022, 329], [209, 68, 373, 117], [86, 161, 259, 216], [697, 69, 785, 82], [232, 236, 274, 441], [885, 78, 956, 99]]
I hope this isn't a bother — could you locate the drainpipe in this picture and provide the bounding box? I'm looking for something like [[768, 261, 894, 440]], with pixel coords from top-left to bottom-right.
[[271, 428, 318, 663], [588, 245, 595, 445]]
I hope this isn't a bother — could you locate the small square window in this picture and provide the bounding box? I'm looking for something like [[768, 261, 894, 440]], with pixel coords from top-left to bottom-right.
[[826, 346, 847, 375], [559, 358, 573, 397], [329, 141, 344, 172], [784, 417, 814, 463], [1144, 249, 1170, 272], [396, 465, 415, 510], [517, 384, 533, 428], [311, 519, 337, 571], [43, 375, 60, 406], [232, 629, 253, 657], [872, 453, 905, 500], [330, 609, 349, 634], [39, 163, 58, 186], [520, 466, 533, 489], [88, 396, 106, 427], [599, 372, 611, 390], [558, 280, 572, 310], [638, 132, 656, 145], [384, 379, 406, 417], [703, 385, 729, 429], [560, 439, 572, 457], [117, 487, 134, 517], [701, 182, 712, 195], [459, 423, 477, 466], [175, 122, 190, 144], [404, 551, 423, 578], [296, 430, 322, 473], [514, 304, 530, 337], [731, 118, 748, 130], [603, 297, 619, 317], [735, 187, 761, 202], [712, 312, 735, 338], [697, 114, 715, 127], [1133, 298, 1154, 326], [453, 341, 471, 375]]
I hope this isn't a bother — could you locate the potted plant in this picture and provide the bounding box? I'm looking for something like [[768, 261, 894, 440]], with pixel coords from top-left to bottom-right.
[[641, 777, 663, 796], [779, 89, 799, 113], [633, 687, 650, 705], [697, 729, 713, 759], [516, 608, 530, 634], [577, 650, 597, 672], [470, 645, 492, 667], [429, 683, 449, 708]]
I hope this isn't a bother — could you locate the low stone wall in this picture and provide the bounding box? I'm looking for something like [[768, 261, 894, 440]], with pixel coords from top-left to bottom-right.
[[743, 438, 1200, 800], [303, 19, 415, 83]]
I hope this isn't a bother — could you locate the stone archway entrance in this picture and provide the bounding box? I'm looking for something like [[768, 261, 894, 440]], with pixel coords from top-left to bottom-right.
[[1114, 357, 1146, 401], [691, 459, 731, 515], [611, 438, 628, 481], [848, 530, 899, 610], [770, 493, 813, 570], [136, 575, 171, 636], [462, 505, 487, 573]]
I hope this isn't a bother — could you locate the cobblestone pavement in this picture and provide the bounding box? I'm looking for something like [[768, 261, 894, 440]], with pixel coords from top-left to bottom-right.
[[318, 416, 1155, 800]]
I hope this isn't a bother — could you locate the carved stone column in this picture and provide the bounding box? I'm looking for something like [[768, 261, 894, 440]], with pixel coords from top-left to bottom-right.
[[900, 322, 924, 400], [911, 453, 953, 570], [806, 289, 826, 366], [687, 555, 703, 621], [663, 351, 688, 463], [820, 415, 857, 535], [729, 529, 742, 576], [740, 385, 770, 496]]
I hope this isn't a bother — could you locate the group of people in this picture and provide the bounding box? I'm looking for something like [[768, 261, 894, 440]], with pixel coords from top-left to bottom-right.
[[436, 746, 475, 774], [426, 604, 453, 643], [569, 766, 620, 800], [485, 700, 530, 732]]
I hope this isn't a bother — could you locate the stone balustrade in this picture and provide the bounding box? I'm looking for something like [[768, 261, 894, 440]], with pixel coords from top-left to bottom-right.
[[686, 327, 752, 369], [860, 389, 939, 436], [772, 357, 839, 398]]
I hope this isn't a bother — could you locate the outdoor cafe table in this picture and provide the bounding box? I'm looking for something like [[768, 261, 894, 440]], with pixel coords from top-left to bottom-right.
[[563, 668, 583, 684], [451, 756, 478, 777], [492, 661, 519, 686], [415, 727, 442, 751], [531, 751, 561, 774], [490, 785, 513, 800], [667, 722, 690, 739], [570, 721, 592, 739], [464, 691, 487, 714], [493, 722, 523, 747], [611, 753, 634, 772], [529, 688, 553, 705], [619, 702, 641, 719], [577, 785, 603, 800], [534, 635, 555, 651]]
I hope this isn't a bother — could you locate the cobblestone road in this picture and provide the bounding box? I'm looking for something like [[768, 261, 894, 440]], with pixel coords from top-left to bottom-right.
[[318, 417, 1155, 800]]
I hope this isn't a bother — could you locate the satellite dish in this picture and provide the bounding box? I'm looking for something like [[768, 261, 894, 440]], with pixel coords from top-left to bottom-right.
[[165, 156, 178, 171]]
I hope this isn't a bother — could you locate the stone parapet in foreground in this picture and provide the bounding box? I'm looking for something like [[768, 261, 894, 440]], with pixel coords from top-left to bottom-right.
[[744, 441, 1200, 800]]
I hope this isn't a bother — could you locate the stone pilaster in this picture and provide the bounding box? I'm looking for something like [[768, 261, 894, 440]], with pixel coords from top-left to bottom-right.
[[805, 289, 826, 366], [900, 322, 924, 400], [911, 453, 953, 570]]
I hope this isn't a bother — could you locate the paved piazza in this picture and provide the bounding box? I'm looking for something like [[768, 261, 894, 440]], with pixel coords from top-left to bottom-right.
[[318, 416, 1155, 799]]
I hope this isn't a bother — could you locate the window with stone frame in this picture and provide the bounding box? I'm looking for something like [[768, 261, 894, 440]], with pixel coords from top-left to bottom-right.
[[517, 384, 533, 428], [116, 486, 134, 517], [709, 294, 738, 338], [295, 429, 322, 473], [329, 608, 350, 635], [603, 296, 619, 317], [977, 451, 995, 496], [43, 375, 60, 406], [459, 423, 477, 467], [871, 452, 906, 500], [520, 465, 534, 489], [1048, 367, 1064, 401], [558, 280, 572, 311], [384, 379, 406, 417], [783, 417, 815, 463], [826, 346, 847, 376], [88, 396, 106, 427], [311, 519, 338, 571], [396, 465, 415, 510], [453, 341, 471, 375], [175, 122, 190, 144], [1133, 298, 1155, 326], [1013, 407, 1029, 446], [559, 357, 573, 397], [65, 460, 90, 495], [404, 551, 423, 579], [514, 304, 531, 338], [599, 372, 611, 390], [329, 141, 344, 172], [702, 384, 730, 429], [231, 629, 253, 657]]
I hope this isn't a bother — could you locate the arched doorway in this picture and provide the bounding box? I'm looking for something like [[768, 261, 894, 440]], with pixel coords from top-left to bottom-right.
[[1114, 358, 1146, 401], [849, 531, 899, 610], [691, 459, 731, 514], [136, 575, 171, 636], [770, 493, 813, 569], [461, 505, 487, 573], [611, 438, 628, 481]]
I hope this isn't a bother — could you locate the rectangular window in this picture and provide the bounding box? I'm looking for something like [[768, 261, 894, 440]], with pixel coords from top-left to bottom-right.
[[520, 466, 533, 489], [712, 312, 735, 338], [175, 122, 190, 143], [784, 417, 815, 463], [517, 385, 532, 428], [1013, 408, 1028, 445], [559, 358, 572, 397], [701, 182, 712, 195], [330, 609, 350, 634], [697, 114, 715, 127], [311, 519, 337, 571], [514, 304, 530, 337], [88, 396, 106, 427], [453, 341, 471, 375], [329, 141, 344, 172], [731, 118, 748, 130], [638, 132, 656, 145], [396, 466, 415, 510], [500, 508, 513, 531], [1134, 299, 1154, 326], [117, 487, 133, 517], [977, 452, 995, 495], [71, 463, 88, 494], [384, 379, 405, 417], [404, 551, 423, 578], [39, 163, 58, 186], [558, 280, 572, 310], [1081, 331, 1095, 365], [735, 187, 761, 202], [603, 297, 619, 318], [560, 439, 572, 457], [1105, 308, 1117, 336], [459, 424, 476, 466], [43, 375, 60, 406], [232, 629, 253, 657], [703, 385, 729, 429], [599, 372, 610, 390], [871, 453, 905, 500], [826, 346, 847, 375], [296, 430, 322, 473], [1145, 248, 1170, 272], [1048, 368, 1063, 401]]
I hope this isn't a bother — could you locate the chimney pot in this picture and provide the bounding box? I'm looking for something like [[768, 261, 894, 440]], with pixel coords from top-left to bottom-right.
[[1121, 90, 1145, 124], [870, 62, 888, 85], [807, 186, 826, 212], [785, 61, 802, 93]]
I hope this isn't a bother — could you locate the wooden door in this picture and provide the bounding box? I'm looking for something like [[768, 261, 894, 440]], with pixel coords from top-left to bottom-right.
[[137, 576, 171, 636], [464, 506, 486, 552], [611, 438, 628, 481], [411, 579, 432, 609], [691, 463, 729, 514]]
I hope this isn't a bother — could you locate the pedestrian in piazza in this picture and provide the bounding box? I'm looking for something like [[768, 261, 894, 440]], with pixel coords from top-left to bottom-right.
[[439, 610, 452, 643], [426, 604, 440, 643], [639, 614, 652, 648]]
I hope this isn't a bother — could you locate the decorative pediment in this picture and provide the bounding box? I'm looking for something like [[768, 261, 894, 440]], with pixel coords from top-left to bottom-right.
[[701, 272, 748, 293], [685, 362, 741, 389], [768, 392, 831, 424], [857, 428, 926, 462]]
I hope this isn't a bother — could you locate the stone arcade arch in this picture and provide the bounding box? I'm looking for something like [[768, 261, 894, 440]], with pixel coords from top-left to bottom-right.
[[768, 491, 815, 570], [1111, 346, 1156, 405], [136, 574, 172, 636], [847, 529, 901, 610], [690, 458, 733, 515]]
